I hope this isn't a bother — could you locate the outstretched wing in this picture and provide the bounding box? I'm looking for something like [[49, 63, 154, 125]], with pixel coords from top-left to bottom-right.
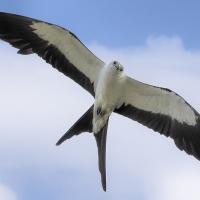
[[115, 76, 200, 160], [0, 12, 105, 96]]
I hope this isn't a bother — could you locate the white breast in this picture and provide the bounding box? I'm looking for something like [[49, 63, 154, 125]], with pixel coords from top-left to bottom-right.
[[93, 67, 125, 133]]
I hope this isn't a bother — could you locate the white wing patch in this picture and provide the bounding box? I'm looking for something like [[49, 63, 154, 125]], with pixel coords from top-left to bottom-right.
[[30, 22, 104, 83], [123, 77, 197, 126]]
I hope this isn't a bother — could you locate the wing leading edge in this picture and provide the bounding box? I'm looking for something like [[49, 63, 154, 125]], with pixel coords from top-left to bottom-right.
[[0, 12, 105, 96]]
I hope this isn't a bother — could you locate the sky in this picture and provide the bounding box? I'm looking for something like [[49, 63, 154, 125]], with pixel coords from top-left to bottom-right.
[[1, 1, 200, 200]]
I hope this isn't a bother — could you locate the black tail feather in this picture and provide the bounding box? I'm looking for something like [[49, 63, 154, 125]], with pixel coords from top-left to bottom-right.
[[56, 105, 94, 145], [94, 120, 109, 192], [56, 104, 109, 191]]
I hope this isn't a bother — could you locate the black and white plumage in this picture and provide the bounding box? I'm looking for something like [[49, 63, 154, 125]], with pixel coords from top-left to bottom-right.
[[1, 12, 200, 191]]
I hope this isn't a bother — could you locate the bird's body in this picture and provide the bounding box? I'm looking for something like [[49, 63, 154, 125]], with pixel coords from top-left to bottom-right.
[[0, 12, 200, 191], [93, 62, 124, 133]]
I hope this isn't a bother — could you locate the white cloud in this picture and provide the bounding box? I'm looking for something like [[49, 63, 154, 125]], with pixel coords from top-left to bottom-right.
[[152, 169, 200, 200], [0, 184, 17, 200], [1, 36, 200, 199]]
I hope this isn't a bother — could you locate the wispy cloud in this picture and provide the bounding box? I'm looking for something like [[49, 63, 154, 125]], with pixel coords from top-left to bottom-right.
[[0, 183, 17, 200], [151, 168, 200, 200]]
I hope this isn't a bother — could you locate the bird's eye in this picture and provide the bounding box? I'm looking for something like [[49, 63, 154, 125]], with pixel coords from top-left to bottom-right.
[[113, 61, 117, 65]]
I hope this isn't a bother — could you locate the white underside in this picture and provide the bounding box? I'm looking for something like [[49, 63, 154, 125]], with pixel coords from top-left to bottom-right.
[[93, 67, 125, 133]]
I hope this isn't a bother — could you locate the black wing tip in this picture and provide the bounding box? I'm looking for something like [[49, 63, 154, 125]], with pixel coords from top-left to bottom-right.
[[0, 11, 15, 15], [0, 12, 16, 16], [0, 11, 12, 17], [0, 11, 33, 20]]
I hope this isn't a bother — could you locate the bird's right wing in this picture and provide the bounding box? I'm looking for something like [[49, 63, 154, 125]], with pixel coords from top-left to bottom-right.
[[0, 12, 105, 96], [115, 76, 200, 160]]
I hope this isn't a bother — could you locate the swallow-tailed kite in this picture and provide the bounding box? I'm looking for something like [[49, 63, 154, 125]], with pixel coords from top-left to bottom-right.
[[1, 12, 200, 191]]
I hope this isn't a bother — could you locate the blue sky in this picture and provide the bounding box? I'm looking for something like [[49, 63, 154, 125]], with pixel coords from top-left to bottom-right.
[[1, 1, 200, 200], [1, 0, 200, 48]]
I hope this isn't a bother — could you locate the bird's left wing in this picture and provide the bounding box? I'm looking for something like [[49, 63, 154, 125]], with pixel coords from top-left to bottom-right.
[[115, 76, 200, 160], [0, 12, 105, 96]]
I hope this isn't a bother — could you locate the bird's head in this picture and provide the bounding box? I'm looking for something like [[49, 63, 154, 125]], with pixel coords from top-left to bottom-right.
[[109, 60, 124, 72]]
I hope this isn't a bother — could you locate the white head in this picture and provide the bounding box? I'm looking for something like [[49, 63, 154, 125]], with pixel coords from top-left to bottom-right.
[[108, 60, 124, 72]]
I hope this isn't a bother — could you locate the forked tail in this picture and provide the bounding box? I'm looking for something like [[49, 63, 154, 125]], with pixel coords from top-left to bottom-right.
[[56, 104, 109, 192]]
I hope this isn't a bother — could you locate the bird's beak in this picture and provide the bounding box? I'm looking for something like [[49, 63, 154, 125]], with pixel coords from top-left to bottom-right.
[[117, 65, 123, 71]]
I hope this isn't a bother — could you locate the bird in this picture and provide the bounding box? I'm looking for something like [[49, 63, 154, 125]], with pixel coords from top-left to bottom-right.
[[0, 12, 200, 192]]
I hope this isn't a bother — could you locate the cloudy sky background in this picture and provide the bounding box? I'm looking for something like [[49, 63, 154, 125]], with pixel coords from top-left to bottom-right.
[[1, 1, 200, 200]]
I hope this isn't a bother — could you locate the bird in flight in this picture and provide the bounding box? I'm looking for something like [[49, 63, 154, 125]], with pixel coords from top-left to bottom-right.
[[0, 12, 200, 191]]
